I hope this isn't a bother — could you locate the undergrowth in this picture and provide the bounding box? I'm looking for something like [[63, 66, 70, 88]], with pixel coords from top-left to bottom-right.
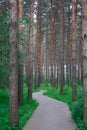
[[0, 84, 39, 130], [33, 83, 52, 92]]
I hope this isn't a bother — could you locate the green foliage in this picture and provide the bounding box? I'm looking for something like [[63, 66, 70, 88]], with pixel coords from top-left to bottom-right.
[[18, 99, 38, 130], [0, 85, 39, 130], [0, 9, 9, 88], [33, 83, 52, 92], [71, 87, 83, 130], [0, 67, 9, 88], [0, 88, 9, 130], [44, 85, 72, 105]]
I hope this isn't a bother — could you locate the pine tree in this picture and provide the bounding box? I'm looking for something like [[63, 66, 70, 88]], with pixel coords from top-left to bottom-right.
[[18, 0, 23, 106], [82, 0, 87, 127], [35, 0, 42, 88], [9, 0, 18, 126], [71, 0, 77, 101], [27, 0, 34, 100], [59, 0, 65, 95]]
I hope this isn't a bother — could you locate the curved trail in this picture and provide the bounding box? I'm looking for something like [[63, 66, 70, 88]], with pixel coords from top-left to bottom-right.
[[23, 92, 76, 130]]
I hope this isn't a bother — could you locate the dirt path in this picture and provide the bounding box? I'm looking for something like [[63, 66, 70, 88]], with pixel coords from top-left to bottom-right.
[[23, 92, 76, 130]]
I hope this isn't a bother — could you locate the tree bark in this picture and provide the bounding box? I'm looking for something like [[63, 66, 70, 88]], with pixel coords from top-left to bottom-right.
[[59, 0, 65, 95], [82, 0, 87, 127], [50, 0, 54, 87], [35, 0, 42, 88], [17, 0, 23, 106], [71, 0, 77, 101], [27, 0, 34, 100], [9, 0, 18, 126], [45, 23, 49, 85], [66, 0, 71, 86]]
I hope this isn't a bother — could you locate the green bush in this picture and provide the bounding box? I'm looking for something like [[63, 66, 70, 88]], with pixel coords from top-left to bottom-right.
[[0, 86, 39, 130], [0, 67, 9, 88], [70, 86, 83, 129]]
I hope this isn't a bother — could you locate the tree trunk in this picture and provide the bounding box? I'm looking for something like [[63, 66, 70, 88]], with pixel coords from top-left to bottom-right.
[[35, 0, 42, 87], [82, 0, 87, 127], [66, 0, 71, 86], [27, 0, 34, 100], [18, 64, 23, 105], [71, 0, 77, 101], [26, 24, 30, 88], [9, 0, 18, 126], [45, 23, 49, 85], [59, 0, 65, 95], [78, 1, 83, 84], [17, 0, 23, 106], [50, 0, 54, 87]]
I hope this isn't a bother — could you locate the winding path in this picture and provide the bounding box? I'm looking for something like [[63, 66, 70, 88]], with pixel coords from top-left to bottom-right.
[[23, 92, 76, 130]]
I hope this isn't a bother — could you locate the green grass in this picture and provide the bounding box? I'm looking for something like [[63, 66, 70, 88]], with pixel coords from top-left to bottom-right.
[[33, 83, 53, 92], [0, 84, 39, 130], [45, 85, 72, 105]]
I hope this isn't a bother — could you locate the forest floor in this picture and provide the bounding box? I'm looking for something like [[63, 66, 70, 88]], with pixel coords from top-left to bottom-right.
[[23, 91, 76, 130]]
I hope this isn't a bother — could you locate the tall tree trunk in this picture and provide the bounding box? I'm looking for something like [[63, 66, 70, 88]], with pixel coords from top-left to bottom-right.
[[53, 8, 57, 87], [82, 0, 87, 127], [9, 0, 18, 126], [77, 4, 82, 84], [27, 0, 34, 100], [56, 5, 60, 87], [79, 1, 83, 85], [17, 0, 23, 106], [26, 24, 30, 88], [66, 0, 71, 86], [59, 0, 65, 95], [34, 32, 38, 89], [50, 0, 54, 86], [45, 23, 49, 85], [35, 0, 42, 87], [71, 0, 77, 101]]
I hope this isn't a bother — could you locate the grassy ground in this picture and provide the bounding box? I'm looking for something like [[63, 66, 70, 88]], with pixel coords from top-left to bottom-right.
[[37, 83, 84, 130], [0, 84, 39, 130]]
